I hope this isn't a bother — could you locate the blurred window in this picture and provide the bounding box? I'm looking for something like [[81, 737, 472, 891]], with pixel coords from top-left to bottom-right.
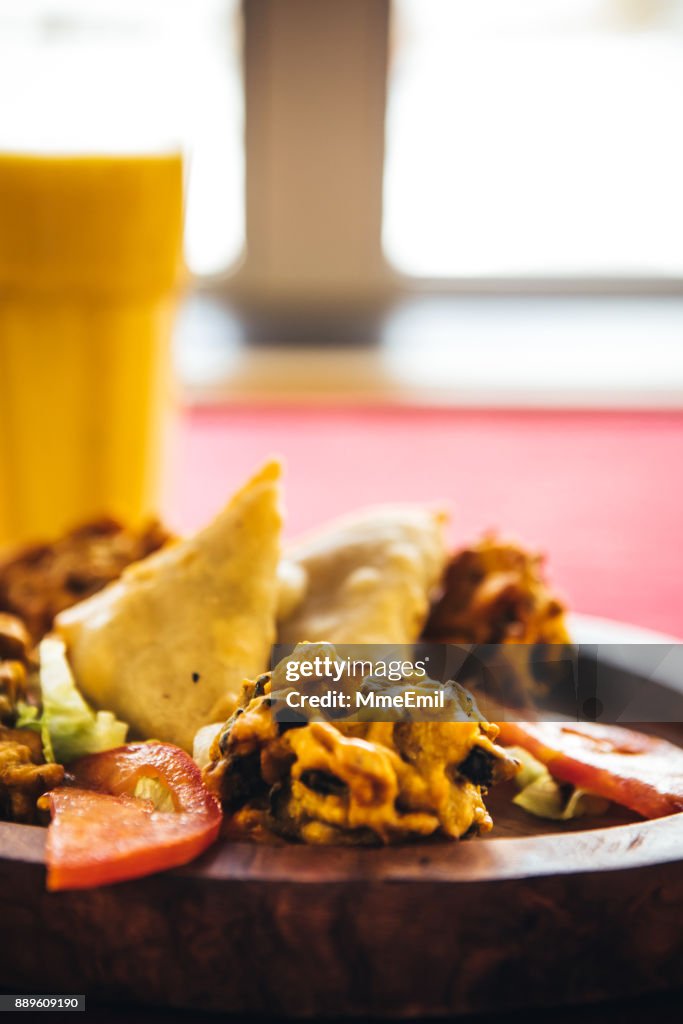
[[383, 0, 683, 279], [0, 0, 244, 277]]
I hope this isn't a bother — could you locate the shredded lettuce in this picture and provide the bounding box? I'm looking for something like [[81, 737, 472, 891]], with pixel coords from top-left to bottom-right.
[[16, 636, 128, 764], [506, 744, 610, 821], [15, 702, 56, 764], [508, 745, 547, 789]]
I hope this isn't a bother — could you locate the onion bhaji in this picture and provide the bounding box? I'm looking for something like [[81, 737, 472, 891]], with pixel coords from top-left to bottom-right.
[[423, 534, 569, 647], [0, 725, 65, 823], [0, 516, 171, 644], [203, 647, 519, 845], [0, 518, 170, 821], [0, 608, 64, 821], [421, 535, 572, 707], [0, 612, 33, 724]]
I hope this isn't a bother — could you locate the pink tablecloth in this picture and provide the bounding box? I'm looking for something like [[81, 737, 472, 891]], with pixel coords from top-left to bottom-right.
[[167, 406, 683, 638]]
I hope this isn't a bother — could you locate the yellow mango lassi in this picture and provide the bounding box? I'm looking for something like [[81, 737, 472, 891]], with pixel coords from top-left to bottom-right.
[[0, 152, 184, 546]]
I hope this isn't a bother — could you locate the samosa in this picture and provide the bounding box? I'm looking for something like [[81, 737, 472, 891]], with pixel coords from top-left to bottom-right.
[[278, 505, 447, 646], [56, 461, 282, 751]]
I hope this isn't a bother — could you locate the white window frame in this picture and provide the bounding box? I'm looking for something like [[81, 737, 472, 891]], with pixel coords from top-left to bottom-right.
[[206, 0, 683, 308]]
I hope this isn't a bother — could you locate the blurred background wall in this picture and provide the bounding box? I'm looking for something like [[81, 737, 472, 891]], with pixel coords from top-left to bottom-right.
[[1, 0, 682, 631], [3, 0, 681, 408]]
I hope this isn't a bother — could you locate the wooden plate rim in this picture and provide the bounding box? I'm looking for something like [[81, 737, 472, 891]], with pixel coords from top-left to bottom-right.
[[3, 812, 682, 888]]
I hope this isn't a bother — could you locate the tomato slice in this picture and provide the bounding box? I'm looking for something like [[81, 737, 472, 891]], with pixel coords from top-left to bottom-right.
[[496, 721, 683, 819], [45, 742, 222, 891]]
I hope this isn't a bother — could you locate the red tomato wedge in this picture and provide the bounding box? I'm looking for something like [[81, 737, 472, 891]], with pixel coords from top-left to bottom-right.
[[496, 721, 683, 819], [45, 742, 222, 891]]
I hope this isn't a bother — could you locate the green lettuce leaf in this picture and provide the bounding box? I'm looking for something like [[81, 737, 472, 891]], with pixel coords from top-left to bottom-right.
[[16, 636, 128, 764], [15, 701, 56, 764], [506, 744, 610, 821]]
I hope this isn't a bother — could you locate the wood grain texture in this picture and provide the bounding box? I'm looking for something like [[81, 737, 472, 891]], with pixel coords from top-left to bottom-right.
[[1, 811, 681, 1017]]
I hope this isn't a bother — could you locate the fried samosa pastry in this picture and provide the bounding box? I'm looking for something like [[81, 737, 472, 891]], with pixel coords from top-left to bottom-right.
[[278, 506, 448, 645], [55, 461, 282, 751]]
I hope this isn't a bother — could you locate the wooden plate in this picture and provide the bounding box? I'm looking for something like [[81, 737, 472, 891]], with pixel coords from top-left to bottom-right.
[[1, 615, 682, 1018]]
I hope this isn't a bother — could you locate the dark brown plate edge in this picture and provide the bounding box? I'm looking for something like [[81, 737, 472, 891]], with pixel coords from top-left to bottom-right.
[[3, 811, 682, 889]]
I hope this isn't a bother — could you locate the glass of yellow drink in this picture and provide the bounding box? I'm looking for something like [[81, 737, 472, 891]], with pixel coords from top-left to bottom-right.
[[0, 151, 184, 547]]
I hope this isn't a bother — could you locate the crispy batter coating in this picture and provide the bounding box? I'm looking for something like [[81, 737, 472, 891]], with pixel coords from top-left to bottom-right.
[[0, 612, 33, 724], [424, 535, 569, 646], [0, 518, 174, 820], [422, 536, 572, 708], [203, 657, 518, 845], [0, 659, 28, 725], [0, 517, 171, 643], [0, 725, 64, 823]]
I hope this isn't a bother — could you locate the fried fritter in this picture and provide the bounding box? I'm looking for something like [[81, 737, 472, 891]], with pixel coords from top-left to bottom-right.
[[424, 535, 569, 646], [0, 517, 171, 643], [0, 612, 33, 724], [203, 648, 518, 845], [0, 725, 64, 823]]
